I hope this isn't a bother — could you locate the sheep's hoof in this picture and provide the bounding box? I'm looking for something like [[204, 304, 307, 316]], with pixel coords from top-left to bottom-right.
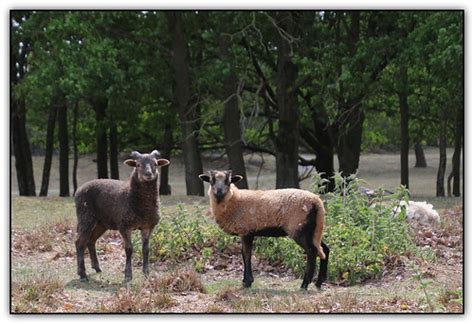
[[124, 276, 132, 283], [94, 267, 102, 273], [242, 282, 253, 288], [79, 276, 89, 283]]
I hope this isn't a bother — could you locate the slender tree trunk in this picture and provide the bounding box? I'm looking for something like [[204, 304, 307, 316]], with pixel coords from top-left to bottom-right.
[[167, 11, 204, 196], [11, 98, 36, 196], [94, 98, 108, 179], [72, 101, 79, 196], [414, 140, 427, 168], [398, 65, 409, 188], [39, 103, 58, 196], [109, 121, 119, 180], [275, 11, 300, 189], [159, 122, 173, 195], [452, 104, 463, 197], [57, 101, 69, 197], [218, 31, 248, 189], [436, 112, 447, 197]]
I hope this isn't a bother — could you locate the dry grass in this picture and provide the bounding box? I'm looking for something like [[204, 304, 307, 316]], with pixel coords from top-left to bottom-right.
[[11, 272, 64, 313], [154, 268, 206, 293]]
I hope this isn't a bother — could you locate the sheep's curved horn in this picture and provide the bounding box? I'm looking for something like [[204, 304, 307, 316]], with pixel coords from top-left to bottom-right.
[[130, 151, 141, 160], [150, 150, 161, 159]]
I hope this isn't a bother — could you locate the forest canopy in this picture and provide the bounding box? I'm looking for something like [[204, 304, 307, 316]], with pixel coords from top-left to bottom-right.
[[10, 10, 463, 197]]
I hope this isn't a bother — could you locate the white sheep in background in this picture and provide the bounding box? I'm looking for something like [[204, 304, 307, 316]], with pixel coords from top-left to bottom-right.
[[393, 201, 440, 226]]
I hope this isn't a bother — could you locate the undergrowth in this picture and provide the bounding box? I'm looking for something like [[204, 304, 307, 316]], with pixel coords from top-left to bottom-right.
[[143, 173, 419, 285]]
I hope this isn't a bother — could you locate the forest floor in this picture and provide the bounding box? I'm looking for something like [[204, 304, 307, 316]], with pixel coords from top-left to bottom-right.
[[10, 149, 463, 313]]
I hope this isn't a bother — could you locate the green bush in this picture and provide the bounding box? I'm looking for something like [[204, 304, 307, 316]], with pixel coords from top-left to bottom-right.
[[142, 173, 418, 285]]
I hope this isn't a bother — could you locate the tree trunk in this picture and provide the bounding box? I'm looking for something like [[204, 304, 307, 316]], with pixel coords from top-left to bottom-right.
[[109, 121, 119, 180], [57, 101, 70, 197], [39, 103, 58, 196], [452, 104, 463, 197], [398, 65, 409, 188], [11, 41, 36, 196], [414, 140, 427, 168], [159, 122, 173, 195], [11, 98, 36, 196], [218, 31, 248, 189], [336, 101, 365, 178], [167, 11, 204, 196], [94, 98, 108, 179], [300, 96, 336, 192], [275, 11, 300, 189], [436, 113, 447, 197], [72, 101, 79, 196], [335, 12, 364, 178]]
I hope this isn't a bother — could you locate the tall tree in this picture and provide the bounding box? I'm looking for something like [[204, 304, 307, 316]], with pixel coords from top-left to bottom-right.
[[217, 14, 249, 189], [57, 99, 70, 196], [72, 101, 79, 195], [11, 13, 36, 196], [39, 103, 58, 196], [167, 11, 204, 196], [436, 110, 447, 197], [93, 97, 109, 179], [398, 64, 410, 188], [274, 11, 300, 188], [109, 120, 119, 180]]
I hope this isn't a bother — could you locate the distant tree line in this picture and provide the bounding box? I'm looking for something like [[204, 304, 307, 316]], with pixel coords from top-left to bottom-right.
[[10, 10, 463, 197]]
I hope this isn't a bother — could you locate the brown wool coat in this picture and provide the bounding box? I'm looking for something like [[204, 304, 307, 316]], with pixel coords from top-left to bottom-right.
[[208, 184, 326, 259]]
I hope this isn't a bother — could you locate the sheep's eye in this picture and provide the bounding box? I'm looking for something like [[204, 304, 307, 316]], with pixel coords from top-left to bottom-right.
[[136, 163, 141, 167]]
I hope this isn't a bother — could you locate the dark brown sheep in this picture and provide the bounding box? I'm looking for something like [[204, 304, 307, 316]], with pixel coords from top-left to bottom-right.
[[199, 170, 330, 290], [74, 150, 170, 282]]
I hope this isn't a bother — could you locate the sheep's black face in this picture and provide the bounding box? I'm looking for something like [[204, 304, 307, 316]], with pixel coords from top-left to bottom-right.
[[199, 170, 243, 203], [124, 150, 170, 182]]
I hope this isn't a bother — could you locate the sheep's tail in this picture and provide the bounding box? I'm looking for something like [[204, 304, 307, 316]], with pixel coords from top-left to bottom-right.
[[313, 203, 326, 260]]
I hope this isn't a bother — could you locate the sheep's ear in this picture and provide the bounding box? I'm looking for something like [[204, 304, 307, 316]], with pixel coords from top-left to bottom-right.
[[230, 175, 243, 184], [157, 159, 170, 167], [199, 174, 211, 183], [130, 151, 141, 160], [124, 159, 136, 167], [150, 150, 161, 159]]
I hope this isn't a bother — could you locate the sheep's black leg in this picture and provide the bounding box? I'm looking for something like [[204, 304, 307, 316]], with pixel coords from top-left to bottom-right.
[[75, 235, 89, 282], [291, 233, 317, 290], [141, 227, 153, 277], [75, 219, 96, 282], [120, 228, 133, 282], [87, 224, 106, 273], [241, 235, 254, 288], [301, 248, 317, 290], [315, 241, 330, 289]]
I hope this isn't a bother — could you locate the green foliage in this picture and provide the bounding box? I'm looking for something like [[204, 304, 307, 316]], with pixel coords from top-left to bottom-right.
[[137, 204, 239, 267], [143, 173, 418, 286]]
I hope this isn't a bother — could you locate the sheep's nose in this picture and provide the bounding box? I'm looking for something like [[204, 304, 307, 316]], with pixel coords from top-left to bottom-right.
[[215, 190, 225, 202]]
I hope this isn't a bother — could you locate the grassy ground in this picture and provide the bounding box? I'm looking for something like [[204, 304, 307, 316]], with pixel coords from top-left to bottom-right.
[[10, 149, 463, 313]]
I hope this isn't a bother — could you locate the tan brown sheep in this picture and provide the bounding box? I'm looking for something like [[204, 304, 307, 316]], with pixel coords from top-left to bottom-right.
[[199, 170, 330, 290], [74, 150, 170, 282]]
